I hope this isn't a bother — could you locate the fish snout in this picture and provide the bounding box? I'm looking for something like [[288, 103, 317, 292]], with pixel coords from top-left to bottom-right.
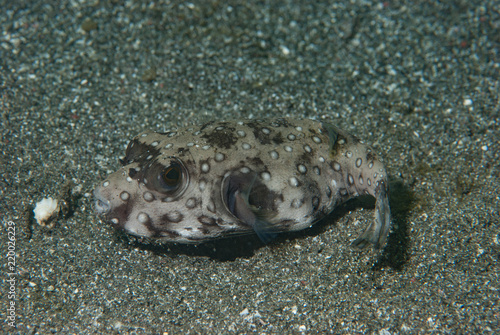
[[94, 188, 111, 215]]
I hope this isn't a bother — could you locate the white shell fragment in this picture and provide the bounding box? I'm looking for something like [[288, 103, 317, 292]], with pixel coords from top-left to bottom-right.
[[33, 197, 60, 226]]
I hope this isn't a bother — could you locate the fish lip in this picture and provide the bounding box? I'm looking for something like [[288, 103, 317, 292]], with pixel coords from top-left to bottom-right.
[[93, 188, 111, 215]]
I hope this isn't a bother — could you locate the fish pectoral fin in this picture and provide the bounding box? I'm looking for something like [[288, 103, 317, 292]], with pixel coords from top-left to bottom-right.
[[223, 172, 277, 243], [250, 213, 277, 244], [351, 182, 391, 249]]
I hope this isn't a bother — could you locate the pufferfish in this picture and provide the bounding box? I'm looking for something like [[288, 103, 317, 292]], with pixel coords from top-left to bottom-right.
[[94, 118, 391, 249]]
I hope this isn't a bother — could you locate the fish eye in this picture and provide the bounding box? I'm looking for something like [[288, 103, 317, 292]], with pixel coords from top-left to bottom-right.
[[149, 157, 189, 198], [162, 164, 181, 188]]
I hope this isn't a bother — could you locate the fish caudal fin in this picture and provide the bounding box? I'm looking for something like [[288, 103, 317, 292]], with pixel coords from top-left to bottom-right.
[[351, 182, 391, 249]]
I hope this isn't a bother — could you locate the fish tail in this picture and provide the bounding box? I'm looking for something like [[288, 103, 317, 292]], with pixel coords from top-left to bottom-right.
[[351, 181, 391, 249]]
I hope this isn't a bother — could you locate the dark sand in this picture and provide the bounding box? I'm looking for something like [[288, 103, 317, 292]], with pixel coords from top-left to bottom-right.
[[1, 1, 498, 333]]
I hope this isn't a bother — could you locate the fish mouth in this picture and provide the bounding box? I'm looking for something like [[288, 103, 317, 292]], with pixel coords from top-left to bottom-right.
[[93, 188, 111, 215]]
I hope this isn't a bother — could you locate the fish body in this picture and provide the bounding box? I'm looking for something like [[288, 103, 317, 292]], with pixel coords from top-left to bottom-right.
[[94, 118, 391, 248]]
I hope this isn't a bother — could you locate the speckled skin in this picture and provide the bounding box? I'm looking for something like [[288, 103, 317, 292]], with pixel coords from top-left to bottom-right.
[[94, 118, 391, 248]]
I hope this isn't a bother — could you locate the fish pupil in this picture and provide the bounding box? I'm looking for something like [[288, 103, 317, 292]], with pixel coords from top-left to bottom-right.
[[163, 165, 181, 187]]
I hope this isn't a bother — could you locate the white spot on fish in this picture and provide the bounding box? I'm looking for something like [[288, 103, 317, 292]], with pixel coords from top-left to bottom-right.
[[186, 198, 196, 208], [199, 180, 206, 191], [289, 177, 299, 187], [215, 153, 225, 162], [297, 164, 307, 174], [137, 212, 149, 224], [240, 167, 250, 174], [143, 192, 154, 202], [291, 198, 303, 208], [312, 136, 322, 143]]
